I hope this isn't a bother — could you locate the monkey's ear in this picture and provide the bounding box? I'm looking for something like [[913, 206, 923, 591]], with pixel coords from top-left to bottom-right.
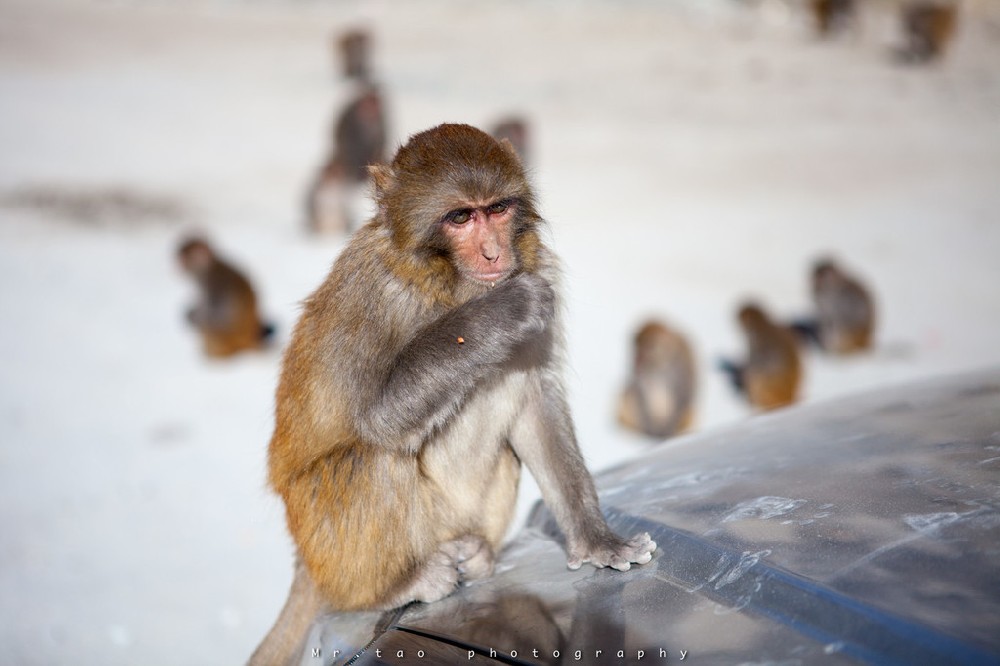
[[369, 164, 396, 201], [498, 138, 522, 163]]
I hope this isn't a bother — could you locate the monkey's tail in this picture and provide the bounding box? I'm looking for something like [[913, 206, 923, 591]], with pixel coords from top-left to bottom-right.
[[247, 558, 327, 666], [716, 358, 745, 395]]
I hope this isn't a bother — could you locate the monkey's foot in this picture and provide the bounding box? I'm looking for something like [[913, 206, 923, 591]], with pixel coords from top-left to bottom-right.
[[382, 536, 496, 609], [439, 534, 495, 582], [388, 548, 461, 607], [567, 532, 657, 572]]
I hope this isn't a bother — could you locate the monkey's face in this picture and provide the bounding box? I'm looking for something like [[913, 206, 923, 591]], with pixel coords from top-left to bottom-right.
[[738, 304, 768, 332], [177, 241, 213, 276], [373, 124, 544, 291], [439, 199, 519, 284]]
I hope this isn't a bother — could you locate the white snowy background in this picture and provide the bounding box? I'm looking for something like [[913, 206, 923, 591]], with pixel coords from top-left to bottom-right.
[[1, 0, 998, 664]]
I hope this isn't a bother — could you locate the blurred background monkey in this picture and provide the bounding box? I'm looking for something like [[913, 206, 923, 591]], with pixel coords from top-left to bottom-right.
[[792, 258, 876, 355], [897, 1, 958, 63], [176, 236, 274, 358], [810, 0, 855, 37], [305, 84, 387, 234], [617, 319, 696, 440], [720, 302, 803, 411], [251, 124, 656, 665]]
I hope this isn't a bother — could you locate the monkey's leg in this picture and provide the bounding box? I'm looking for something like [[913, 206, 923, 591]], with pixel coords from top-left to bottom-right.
[[248, 558, 327, 666]]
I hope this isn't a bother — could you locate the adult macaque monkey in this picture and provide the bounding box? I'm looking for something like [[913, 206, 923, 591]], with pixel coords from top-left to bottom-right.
[[250, 124, 656, 665]]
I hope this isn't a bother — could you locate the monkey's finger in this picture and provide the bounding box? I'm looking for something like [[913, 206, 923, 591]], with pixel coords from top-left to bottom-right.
[[609, 557, 632, 572]]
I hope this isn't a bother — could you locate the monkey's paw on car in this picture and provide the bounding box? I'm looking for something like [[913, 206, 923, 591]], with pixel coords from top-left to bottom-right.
[[566, 532, 657, 572]]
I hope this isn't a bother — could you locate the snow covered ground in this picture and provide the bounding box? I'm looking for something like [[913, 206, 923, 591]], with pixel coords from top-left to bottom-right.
[[1, 0, 998, 663]]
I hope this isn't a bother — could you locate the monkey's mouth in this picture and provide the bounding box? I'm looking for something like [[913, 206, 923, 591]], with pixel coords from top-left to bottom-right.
[[468, 270, 510, 284]]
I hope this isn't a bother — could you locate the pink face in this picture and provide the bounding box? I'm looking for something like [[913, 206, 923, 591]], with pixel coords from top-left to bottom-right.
[[441, 199, 517, 283]]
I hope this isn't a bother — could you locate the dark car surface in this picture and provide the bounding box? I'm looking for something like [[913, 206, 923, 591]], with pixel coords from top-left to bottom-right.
[[298, 369, 1000, 665]]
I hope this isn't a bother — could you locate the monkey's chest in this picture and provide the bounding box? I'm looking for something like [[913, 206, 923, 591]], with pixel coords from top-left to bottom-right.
[[419, 370, 532, 490]]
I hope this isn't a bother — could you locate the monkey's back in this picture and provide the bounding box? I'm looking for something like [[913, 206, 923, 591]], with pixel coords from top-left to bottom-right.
[[816, 278, 874, 354], [199, 260, 263, 356], [745, 326, 802, 410]]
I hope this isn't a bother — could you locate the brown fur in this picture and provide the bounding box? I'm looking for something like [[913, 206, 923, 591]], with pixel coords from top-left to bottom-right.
[[176, 237, 269, 358], [617, 320, 696, 439], [900, 2, 958, 62], [812, 259, 876, 354], [810, 0, 855, 36], [738, 303, 803, 410], [306, 85, 387, 234]]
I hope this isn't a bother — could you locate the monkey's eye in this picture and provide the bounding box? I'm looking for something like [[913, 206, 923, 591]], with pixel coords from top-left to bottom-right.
[[448, 209, 472, 225], [486, 201, 510, 215]]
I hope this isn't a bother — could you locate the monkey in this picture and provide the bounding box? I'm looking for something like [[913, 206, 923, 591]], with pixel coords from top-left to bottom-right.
[[719, 302, 802, 411], [490, 116, 531, 166], [250, 124, 656, 665], [809, 258, 876, 354], [809, 0, 855, 37], [616, 320, 696, 440], [336, 29, 372, 82], [176, 236, 274, 358], [897, 1, 958, 63], [305, 84, 387, 234]]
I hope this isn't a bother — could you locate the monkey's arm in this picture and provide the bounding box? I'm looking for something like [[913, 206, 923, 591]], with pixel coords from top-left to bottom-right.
[[353, 273, 554, 450], [510, 372, 656, 571]]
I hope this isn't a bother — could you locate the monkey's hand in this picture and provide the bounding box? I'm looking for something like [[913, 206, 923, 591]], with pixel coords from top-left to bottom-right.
[[428, 271, 555, 364], [358, 272, 555, 448], [488, 272, 555, 342], [566, 531, 657, 572]]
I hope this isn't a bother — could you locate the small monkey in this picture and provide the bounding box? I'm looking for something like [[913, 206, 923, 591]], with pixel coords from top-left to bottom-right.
[[176, 237, 274, 358], [617, 320, 696, 440], [251, 124, 655, 665], [306, 85, 387, 234], [897, 1, 958, 63], [810, 0, 855, 37], [811, 258, 876, 354], [720, 302, 802, 411]]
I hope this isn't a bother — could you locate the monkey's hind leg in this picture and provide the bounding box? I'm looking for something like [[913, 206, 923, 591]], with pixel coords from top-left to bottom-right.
[[379, 535, 495, 610], [248, 558, 327, 666]]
